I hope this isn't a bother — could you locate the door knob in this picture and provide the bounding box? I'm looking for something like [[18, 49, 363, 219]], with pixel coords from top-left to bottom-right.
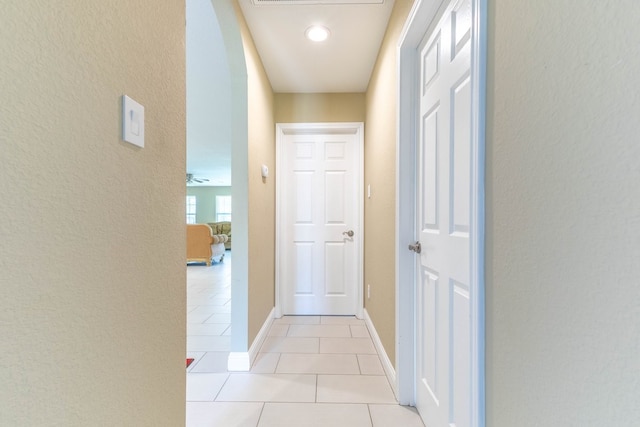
[[408, 241, 421, 253], [343, 230, 354, 237]]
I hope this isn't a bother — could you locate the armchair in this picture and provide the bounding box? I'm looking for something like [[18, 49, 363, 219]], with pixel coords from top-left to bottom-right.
[[186, 224, 228, 266]]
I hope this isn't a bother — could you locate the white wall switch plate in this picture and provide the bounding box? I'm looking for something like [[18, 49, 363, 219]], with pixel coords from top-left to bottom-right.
[[122, 95, 144, 148]]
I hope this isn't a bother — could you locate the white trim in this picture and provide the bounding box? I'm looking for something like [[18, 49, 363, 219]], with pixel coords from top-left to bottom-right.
[[364, 309, 397, 399], [227, 352, 251, 372], [275, 122, 364, 318], [395, 0, 421, 405], [227, 307, 275, 371], [208, 0, 250, 355], [470, 0, 487, 424], [396, 0, 486, 425]]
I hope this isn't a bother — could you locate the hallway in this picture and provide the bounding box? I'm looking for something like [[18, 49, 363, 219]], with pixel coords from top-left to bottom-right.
[[185, 257, 424, 426]]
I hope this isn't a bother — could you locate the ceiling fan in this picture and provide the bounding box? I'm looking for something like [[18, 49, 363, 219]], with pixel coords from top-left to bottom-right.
[[186, 173, 209, 184]]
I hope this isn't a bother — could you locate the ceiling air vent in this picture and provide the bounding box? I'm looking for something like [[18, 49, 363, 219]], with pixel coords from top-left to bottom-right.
[[251, 0, 384, 5]]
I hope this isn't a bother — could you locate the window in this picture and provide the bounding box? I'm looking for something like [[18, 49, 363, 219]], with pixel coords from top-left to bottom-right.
[[186, 196, 196, 224], [216, 195, 232, 222]]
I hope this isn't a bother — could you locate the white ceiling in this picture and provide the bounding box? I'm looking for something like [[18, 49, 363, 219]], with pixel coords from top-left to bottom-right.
[[186, 0, 394, 186], [238, 0, 395, 93]]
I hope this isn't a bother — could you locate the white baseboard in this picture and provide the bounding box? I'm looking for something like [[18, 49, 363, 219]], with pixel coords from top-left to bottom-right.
[[364, 308, 398, 398], [227, 307, 275, 372], [248, 307, 275, 366]]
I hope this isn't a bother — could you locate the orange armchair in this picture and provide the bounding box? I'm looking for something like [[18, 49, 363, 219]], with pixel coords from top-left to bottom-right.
[[186, 224, 228, 266]]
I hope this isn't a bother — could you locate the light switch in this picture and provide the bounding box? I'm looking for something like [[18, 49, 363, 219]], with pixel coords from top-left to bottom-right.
[[122, 95, 144, 148]]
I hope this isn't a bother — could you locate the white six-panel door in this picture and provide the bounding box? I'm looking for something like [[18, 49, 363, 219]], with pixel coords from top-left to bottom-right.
[[276, 123, 362, 316], [415, 0, 473, 426]]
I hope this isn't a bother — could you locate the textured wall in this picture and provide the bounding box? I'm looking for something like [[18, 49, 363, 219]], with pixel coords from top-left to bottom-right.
[[0, 1, 186, 425], [486, 0, 640, 424], [274, 93, 366, 123], [364, 0, 415, 367], [234, 2, 277, 346]]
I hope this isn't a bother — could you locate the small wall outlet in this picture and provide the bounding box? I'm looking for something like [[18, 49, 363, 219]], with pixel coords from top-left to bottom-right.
[[367, 284, 371, 299]]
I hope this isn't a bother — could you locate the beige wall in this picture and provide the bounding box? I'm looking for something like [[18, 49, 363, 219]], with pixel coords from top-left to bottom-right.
[[274, 93, 366, 123], [234, 2, 277, 345], [187, 186, 232, 223], [364, 0, 415, 367], [0, 2, 186, 426], [486, 0, 640, 424]]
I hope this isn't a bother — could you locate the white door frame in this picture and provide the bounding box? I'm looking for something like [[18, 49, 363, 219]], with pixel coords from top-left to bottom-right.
[[396, 0, 486, 425], [275, 122, 364, 319]]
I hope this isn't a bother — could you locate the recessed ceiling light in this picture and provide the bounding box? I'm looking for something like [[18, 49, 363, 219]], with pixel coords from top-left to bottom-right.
[[305, 25, 330, 42]]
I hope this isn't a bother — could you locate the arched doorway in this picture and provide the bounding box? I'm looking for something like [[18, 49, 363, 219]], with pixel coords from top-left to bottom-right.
[[185, 0, 250, 371]]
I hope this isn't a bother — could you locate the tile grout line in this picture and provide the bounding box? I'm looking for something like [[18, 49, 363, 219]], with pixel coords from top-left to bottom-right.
[[272, 353, 282, 374], [211, 372, 232, 402], [366, 403, 374, 426], [254, 402, 265, 427]]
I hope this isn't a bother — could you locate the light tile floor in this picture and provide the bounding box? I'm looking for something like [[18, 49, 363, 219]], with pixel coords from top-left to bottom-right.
[[186, 253, 424, 427]]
